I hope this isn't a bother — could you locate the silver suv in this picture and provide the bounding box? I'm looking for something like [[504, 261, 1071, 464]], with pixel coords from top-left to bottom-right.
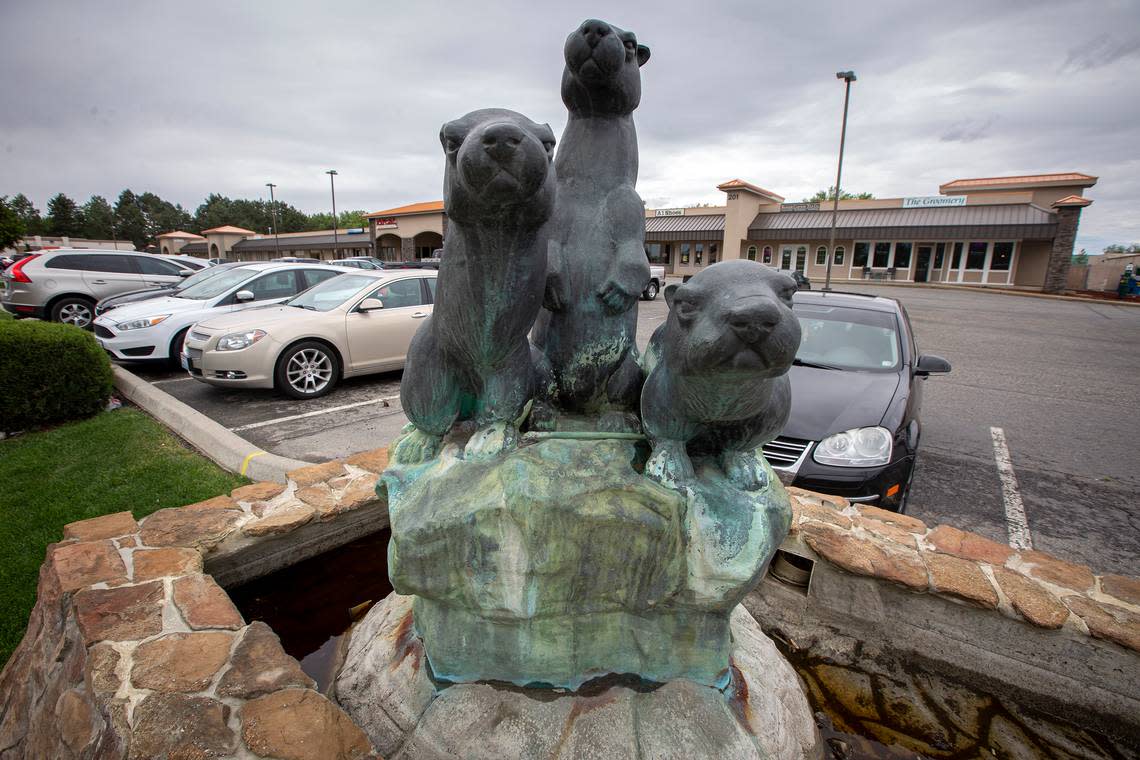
[[0, 249, 193, 328]]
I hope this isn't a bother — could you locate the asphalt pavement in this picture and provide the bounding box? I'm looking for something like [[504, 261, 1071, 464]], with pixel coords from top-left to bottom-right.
[[129, 284, 1140, 576]]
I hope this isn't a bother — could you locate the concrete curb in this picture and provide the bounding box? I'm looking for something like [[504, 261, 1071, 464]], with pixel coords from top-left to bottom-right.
[[841, 280, 1140, 306], [112, 365, 314, 483]]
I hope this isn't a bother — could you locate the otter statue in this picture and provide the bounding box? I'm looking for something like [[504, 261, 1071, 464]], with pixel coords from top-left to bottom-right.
[[641, 260, 801, 490], [392, 108, 557, 464], [531, 18, 651, 424]]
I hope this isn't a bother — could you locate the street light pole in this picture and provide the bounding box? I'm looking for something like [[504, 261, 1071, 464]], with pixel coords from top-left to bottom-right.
[[266, 183, 282, 259], [824, 70, 856, 293], [326, 170, 339, 254]]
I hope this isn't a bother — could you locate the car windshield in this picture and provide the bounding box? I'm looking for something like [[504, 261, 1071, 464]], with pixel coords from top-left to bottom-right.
[[793, 303, 901, 372], [286, 273, 373, 311], [172, 265, 235, 291], [174, 266, 260, 300]]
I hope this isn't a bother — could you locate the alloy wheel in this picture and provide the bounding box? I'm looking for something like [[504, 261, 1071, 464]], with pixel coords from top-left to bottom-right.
[[58, 302, 92, 328], [286, 348, 333, 395]]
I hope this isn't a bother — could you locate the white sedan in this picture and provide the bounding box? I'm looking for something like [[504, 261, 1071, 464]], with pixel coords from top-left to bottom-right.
[[92, 263, 344, 362], [182, 269, 437, 398]]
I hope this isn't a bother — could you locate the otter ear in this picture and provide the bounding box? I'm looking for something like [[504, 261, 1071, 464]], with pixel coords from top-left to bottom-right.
[[637, 44, 650, 66], [664, 283, 678, 308]]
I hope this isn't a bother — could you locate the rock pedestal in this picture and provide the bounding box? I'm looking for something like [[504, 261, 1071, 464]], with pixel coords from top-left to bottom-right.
[[333, 593, 822, 759]]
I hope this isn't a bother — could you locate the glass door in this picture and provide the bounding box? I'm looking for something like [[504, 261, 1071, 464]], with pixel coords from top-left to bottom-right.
[[915, 245, 933, 283], [795, 245, 807, 274], [780, 245, 793, 271]]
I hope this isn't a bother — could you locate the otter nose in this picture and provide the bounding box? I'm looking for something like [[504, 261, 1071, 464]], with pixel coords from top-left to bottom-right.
[[580, 19, 611, 48], [481, 123, 524, 163], [727, 300, 781, 344]]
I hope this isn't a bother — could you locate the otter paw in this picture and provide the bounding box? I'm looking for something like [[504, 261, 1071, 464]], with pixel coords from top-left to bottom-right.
[[464, 422, 520, 461], [645, 442, 695, 489], [597, 280, 637, 315], [721, 450, 769, 491], [391, 428, 443, 465]]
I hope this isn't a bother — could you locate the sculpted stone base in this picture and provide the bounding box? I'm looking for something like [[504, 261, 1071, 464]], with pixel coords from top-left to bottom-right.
[[333, 593, 822, 760]]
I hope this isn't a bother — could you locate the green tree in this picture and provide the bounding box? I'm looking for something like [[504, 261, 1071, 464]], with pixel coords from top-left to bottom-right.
[[1103, 243, 1140, 255], [114, 190, 149, 250], [1072, 249, 1089, 266], [8, 194, 43, 236], [45, 193, 84, 238], [0, 197, 27, 250], [804, 187, 875, 202], [81, 196, 115, 240], [138, 192, 192, 239], [193, 194, 236, 233]]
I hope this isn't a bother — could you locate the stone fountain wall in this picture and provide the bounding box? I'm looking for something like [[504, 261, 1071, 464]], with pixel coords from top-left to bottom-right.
[[1, 448, 1137, 758]]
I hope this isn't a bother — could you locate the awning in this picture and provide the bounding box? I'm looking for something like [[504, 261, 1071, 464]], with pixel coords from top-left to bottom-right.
[[644, 214, 725, 242], [747, 204, 1058, 242]]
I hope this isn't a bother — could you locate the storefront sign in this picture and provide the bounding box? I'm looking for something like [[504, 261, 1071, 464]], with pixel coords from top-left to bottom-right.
[[902, 196, 967, 208], [371, 217, 397, 227], [781, 202, 820, 212], [654, 208, 684, 216]]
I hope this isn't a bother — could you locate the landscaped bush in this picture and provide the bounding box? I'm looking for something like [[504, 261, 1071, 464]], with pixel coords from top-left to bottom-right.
[[0, 320, 113, 432]]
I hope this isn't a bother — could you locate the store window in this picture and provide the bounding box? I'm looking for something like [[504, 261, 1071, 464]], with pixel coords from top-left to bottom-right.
[[894, 242, 912, 270], [951, 242, 963, 269], [966, 242, 988, 270], [646, 243, 669, 264], [815, 246, 827, 266], [781, 247, 792, 269], [747, 245, 757, 261], [853, 242, 869, 268], [873, 242, 891, 268], [709, 243, 718, 264], [680, 243, 691, 265], [933, 243, 945, 269], [762, 246, 773, 264], [695, 243, 704, 265], [834, 246, 845, 266], [991, 242, 1014, 270]]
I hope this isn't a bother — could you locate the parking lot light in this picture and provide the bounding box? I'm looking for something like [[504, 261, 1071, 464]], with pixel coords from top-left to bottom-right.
[[824, 70, 856, 293]]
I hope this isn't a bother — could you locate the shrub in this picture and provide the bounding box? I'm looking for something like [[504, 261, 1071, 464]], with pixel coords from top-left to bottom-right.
[[0, 320, 113, 432]]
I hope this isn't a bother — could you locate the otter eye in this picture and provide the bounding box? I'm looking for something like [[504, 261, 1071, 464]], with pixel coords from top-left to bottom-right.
[[623, 39, 636, 57], [444, 136, 462, 153], [674, 300, 698, 323], [779, 286, 795, 303], [542, 140, 555, 155]]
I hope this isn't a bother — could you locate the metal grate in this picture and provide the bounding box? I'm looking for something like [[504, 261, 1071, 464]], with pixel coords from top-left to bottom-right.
[[762, 436, 812, 469], [187, 348, 203, 360], [93, 324, 114, 339], [189, 330, 211, 342]]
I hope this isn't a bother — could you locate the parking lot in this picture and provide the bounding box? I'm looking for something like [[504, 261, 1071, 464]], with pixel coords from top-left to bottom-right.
[[130, 284, 1140, 576]]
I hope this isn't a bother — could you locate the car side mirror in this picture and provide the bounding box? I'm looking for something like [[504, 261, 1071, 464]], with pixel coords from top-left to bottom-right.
[[178, 269, 193, 278], [915, 354, 951, 376], [359, 298, 384, 311], [235, 290, 255, 302]]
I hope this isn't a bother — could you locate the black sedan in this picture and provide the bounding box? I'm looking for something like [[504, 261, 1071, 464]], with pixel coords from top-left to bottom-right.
[[763, 290, 950, 512]]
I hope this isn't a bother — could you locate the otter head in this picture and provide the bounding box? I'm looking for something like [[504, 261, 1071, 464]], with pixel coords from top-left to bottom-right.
[[562, 19, 650, 116], [663, 261, 801, 379], [441, 108, 557, 226]]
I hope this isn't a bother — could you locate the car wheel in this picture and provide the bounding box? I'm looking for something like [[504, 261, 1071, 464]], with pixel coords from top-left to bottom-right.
[[642, 280, 659, 301], [168, 328, 189, 367], [276, 341, 340, 400], [51, 297, 95, 329]]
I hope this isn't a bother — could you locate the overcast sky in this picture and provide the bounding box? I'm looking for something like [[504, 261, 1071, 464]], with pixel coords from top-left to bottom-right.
[[2, 0, 1137, 253]]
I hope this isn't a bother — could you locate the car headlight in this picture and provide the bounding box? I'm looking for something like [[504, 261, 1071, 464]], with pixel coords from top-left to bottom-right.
[[813, 426, 893, 467], [216, 329, 267, 351], [115, 314, 170, 331]]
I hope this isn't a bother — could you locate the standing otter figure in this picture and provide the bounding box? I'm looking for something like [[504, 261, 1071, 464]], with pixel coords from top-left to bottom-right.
[[641, 261, 802, 490], [393, 109, 557, 464], [532, 19, 651, 422]]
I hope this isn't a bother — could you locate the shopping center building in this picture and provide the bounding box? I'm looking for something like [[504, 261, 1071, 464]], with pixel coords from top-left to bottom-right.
[[174, 171, 1095, 293]]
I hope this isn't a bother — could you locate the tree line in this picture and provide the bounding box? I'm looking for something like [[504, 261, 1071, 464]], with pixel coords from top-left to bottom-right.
[[0, 190, 368, 251]]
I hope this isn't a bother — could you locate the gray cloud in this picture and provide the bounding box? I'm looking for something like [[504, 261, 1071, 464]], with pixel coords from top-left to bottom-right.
[[1, 0, 1138, 252]]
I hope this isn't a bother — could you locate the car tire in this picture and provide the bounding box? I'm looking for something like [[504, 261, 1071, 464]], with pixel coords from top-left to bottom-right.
[[168, 328, 189, 367], [642, 280, 659, 301], [51, 296, 96, 329], [275, 341, 340, 400], [897, 456, 918, 514]]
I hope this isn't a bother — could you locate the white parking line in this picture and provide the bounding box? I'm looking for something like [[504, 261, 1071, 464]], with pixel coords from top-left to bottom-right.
[[150, 376, 195, 386], [229, 395, 400, 433], [990, 426, 1033, 550]]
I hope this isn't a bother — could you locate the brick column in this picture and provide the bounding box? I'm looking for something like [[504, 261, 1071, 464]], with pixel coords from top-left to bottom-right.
[[400, 237, 415, 261], [1043, 206, 1083, 293]]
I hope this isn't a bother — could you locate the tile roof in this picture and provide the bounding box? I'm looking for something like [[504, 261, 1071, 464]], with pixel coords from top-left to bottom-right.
[[234, 232, 375, 252], [1052, 195, 1093, 208], [202, 225, 257, 235], [156, 230, 205, 240], [748, 204, 1058, 242], [716, 179, 784, 203], [939, 173, 1097, 192], [366, 201, 444, 218]]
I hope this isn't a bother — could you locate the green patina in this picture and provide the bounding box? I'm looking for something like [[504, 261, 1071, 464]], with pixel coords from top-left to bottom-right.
[[380, 433, 791, 690]]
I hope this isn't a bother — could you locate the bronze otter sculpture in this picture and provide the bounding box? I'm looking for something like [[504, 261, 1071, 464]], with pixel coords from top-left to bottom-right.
[[393, 108, 557, 464], [531, 19, 651, 424], [641, 261, 801, 490]]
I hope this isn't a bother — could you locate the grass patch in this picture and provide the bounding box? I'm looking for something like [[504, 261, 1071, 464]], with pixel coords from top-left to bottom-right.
[[0, 408, 249, 666], [0, 309, 12, 320]]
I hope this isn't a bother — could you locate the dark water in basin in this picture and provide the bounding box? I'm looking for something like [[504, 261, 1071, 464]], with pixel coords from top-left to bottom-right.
[[227, 529, 392, 691]]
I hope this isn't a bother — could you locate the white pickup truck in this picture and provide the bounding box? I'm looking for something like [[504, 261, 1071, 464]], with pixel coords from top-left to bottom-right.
[[642, 264, 666, 301]]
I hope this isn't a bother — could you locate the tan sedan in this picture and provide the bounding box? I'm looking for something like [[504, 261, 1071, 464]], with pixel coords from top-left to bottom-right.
[[182, 270, 436, 398]]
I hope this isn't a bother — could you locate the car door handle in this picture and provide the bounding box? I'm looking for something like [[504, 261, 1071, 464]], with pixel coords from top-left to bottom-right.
[[411, 311, 428, 318], [91, 279, 107, 285]]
